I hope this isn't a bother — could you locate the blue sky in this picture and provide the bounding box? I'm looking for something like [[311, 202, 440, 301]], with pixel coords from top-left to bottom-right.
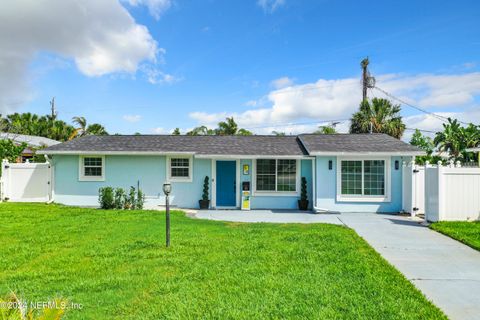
[[1, 0, 480, 138]]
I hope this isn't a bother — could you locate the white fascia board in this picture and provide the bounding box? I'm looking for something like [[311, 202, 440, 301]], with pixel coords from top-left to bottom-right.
[[309, 151, 426, 156], [194, 154, 313, 159], [37, 150, 195, 156]]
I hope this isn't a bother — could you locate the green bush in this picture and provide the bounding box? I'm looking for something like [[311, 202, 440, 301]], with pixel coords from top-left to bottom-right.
[[99, 186, 145, 210], [300, 177, 308, 201], [136, 188, 145, 210], [98, 187, 115, 209], [202, 176, 209, 201], [114, 188, 125, 209]]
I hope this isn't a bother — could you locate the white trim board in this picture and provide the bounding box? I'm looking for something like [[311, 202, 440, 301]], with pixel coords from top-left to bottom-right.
[[78, 155, 105, 182], [311, 151, 425, 156], [336, 156, 391, 203], [166, 155, 193, 183]]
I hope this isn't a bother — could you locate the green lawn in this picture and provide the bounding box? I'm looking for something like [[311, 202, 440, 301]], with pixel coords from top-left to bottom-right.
[[430, 221, 480, 251], [0, 203, 445, 319]]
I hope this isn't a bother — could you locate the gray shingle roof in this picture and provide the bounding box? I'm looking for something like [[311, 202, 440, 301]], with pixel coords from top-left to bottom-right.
[[39, 135, 308, 156], [39, 133, 424, 156], [298, 133, 424, 154]]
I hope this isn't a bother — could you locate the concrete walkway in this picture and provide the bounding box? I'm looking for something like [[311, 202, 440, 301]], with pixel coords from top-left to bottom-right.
[[195, 209, 343, 224], [194, 210, 480, 320]]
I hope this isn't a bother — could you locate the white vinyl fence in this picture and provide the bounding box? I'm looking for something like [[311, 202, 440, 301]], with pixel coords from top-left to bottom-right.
[[402, 162, 425, 217], [425, 162, 480, 222], [0, 160, 52, 202]]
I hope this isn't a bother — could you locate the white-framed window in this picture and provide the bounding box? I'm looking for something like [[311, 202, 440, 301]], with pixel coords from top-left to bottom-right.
[[336, 157, 390, 202], [255, 159, 297, 193], [79, 155, 105, 181], [167, 156, 192, 182]]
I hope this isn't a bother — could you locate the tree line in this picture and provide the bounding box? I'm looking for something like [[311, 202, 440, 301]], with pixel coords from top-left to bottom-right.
[[1, 96, 479, 164], [0, 113, 108, 142]]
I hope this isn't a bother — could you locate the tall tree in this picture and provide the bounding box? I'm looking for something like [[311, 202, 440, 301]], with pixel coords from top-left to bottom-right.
[[86, 123, 108, 135], [186, 126, 215, 136], [409, 129, 442, 165], [172, 128, 181, 135], [215, 117, 238, 135], [434, 118, 480, 161], [314, 126, 337, 134], [349, 98, 406, 139]]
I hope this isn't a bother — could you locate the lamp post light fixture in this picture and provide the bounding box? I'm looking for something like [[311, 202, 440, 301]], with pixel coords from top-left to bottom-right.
[[162, 182, 172, 247]]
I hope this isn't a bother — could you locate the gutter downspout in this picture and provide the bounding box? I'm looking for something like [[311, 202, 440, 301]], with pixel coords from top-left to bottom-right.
[[44, 155, 55, 204]]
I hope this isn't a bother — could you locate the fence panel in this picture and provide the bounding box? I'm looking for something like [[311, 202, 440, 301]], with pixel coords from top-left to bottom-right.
[[1, 160, 52, 202], [425, 164, 480, 221], [402, 162, 425, 216]]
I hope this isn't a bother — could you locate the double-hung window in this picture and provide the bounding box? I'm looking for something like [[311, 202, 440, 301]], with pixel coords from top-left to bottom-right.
[[338, 158, 389, 202], [79, 156, 105, 181], [168, 157, 192, 181], [256, 159, 297, 192]]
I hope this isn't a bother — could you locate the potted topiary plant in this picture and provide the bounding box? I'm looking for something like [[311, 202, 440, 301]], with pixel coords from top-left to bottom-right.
[[199, 176, 210, 209], [298, 177, 309, 210]]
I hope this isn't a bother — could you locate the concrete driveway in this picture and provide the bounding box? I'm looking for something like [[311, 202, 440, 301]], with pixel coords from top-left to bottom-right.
[[194, 210, 480, 320]]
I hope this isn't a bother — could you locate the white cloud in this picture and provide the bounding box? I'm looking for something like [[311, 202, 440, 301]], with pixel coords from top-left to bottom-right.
[[257, 0, 286, 13], [123, 114, 142, 122], [151, 127, 166, 134], [141, 64, 180, 84], [189, 71, 480, 137], [126, 0, 172, 20], [270, 76, 294, 89], [0, 0, 170, 113]]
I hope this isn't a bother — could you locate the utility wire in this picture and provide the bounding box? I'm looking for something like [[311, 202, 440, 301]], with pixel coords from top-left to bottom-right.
[[373, 86, 470, 125]]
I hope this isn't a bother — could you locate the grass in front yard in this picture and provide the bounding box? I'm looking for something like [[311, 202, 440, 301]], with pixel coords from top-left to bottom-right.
[[430, 221, 480, 251], [0, 203, 444, 319]]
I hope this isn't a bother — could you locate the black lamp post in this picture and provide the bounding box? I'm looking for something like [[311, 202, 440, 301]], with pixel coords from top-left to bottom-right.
[[162, 182, 172, 247]]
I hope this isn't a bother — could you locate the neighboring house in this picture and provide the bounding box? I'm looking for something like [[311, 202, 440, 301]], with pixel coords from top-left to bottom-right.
[[38, 134, 423, 211], [0, 132, 60, 162]]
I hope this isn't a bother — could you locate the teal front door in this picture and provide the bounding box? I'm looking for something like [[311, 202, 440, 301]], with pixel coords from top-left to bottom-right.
[[216, 161, 236, 207]]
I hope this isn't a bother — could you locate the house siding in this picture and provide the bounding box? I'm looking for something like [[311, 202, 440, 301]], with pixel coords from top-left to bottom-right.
[[52, 155, 211, 208], [52, 155, 309, 209], [239, 159, 312, 210], [315, 156, 405, 212]]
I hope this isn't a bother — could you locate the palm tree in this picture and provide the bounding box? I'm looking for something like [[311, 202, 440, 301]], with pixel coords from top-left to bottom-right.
[[349, 98, 406, 139], [433, 118, 480, 161], [314, 126, 337, 134], [186, 125, 214, 136], [86, 123, 108, 135], [237, 128, 253, 136], [216, 117, 238, 135], [70, 116, 88, 139]]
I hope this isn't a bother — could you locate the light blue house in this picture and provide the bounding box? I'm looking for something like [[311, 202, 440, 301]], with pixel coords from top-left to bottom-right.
[[39, 134, 423, 212]]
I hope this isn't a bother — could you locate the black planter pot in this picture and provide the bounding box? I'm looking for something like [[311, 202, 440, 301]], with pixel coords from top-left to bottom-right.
[[298, 200, 309, 211], [199, 200, 210, 209]]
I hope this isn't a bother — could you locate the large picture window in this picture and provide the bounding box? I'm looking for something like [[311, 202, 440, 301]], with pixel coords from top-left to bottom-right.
[[338, 158, 387, 201], [256, 159, 297, 192]]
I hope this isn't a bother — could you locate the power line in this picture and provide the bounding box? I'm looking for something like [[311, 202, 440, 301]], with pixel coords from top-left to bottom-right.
[[243, 118, 350, 130], [373, 86, 470, 125]]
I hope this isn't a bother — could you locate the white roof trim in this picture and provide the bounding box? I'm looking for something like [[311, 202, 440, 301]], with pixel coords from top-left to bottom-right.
[[309, 151, 426, 156], [194, 154, 312, 159], [37, 150, 195, 156]]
